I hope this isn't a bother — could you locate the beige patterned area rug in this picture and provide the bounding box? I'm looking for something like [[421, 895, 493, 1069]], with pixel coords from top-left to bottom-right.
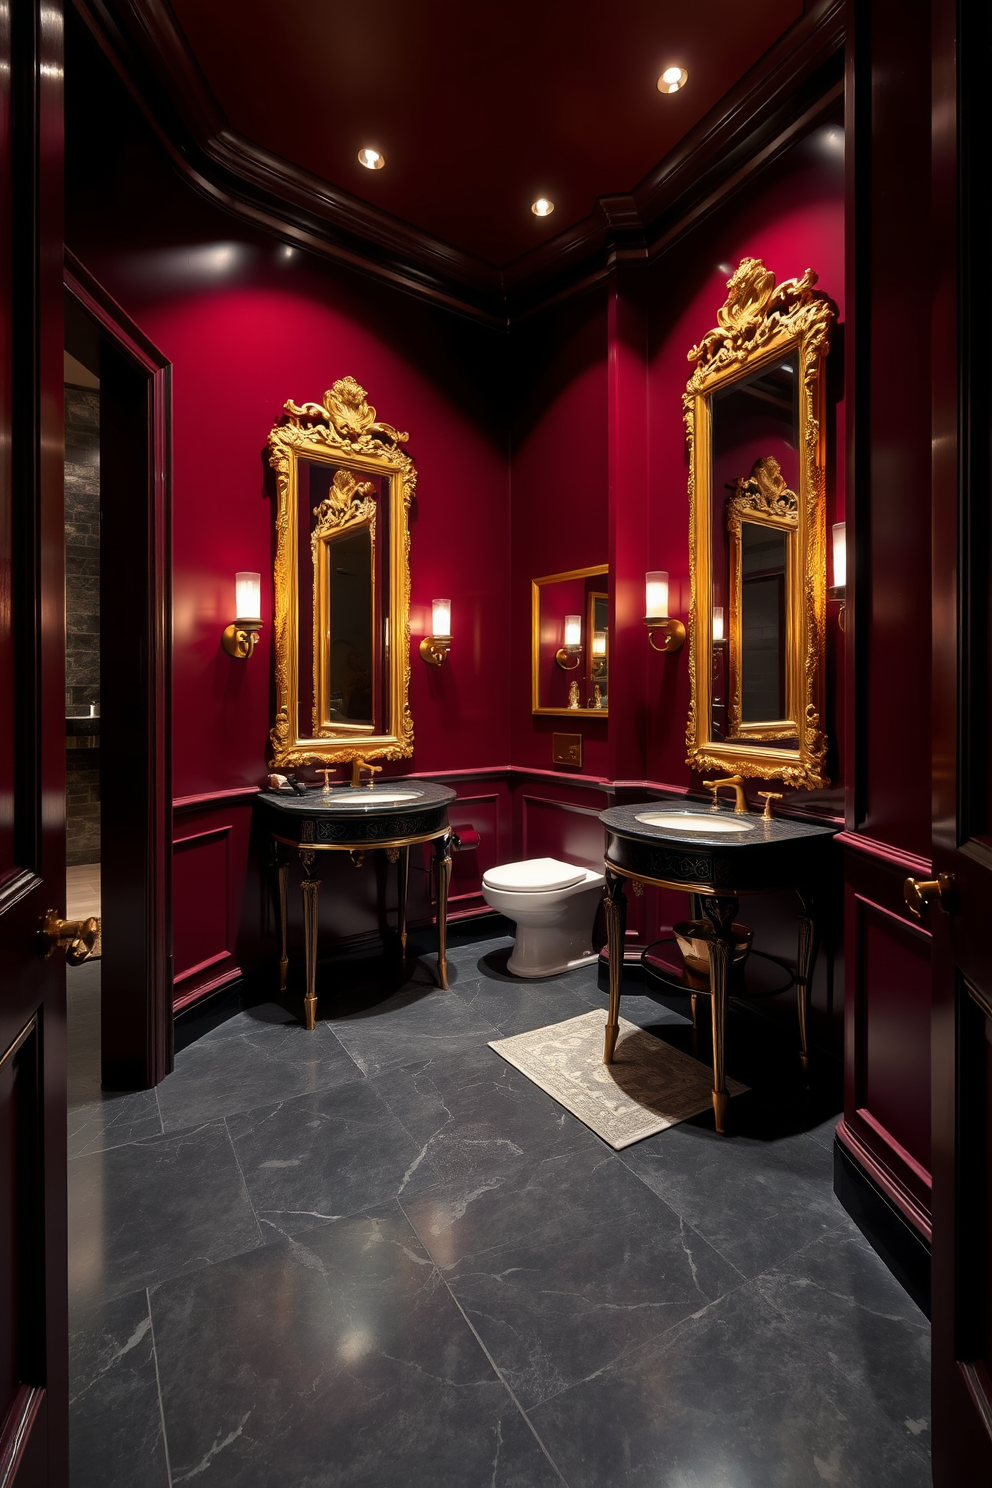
[[489, 1010, 747, 1150]]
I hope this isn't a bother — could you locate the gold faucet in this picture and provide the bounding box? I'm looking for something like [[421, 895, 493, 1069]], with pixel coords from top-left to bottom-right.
[[703, 774, 749, 815], [350, 757, 382, 789]]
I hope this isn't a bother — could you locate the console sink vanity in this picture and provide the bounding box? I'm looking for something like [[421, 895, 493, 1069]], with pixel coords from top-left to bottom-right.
[[598, 796, 839, 1133], [256, 779, 457, 1029]]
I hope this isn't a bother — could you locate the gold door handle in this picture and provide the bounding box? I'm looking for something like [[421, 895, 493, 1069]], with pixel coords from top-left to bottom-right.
[[39, 909, 101, 964], [903, 873, 954, 921]]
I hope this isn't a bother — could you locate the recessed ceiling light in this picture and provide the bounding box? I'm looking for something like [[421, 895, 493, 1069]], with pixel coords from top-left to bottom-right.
[[358, 148, 384, 171], [657, 66, 688, 94], [531, 198, 555, 217]]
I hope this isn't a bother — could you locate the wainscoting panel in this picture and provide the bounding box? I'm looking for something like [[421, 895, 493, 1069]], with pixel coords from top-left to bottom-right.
[[172, 794, 258, 1011], [840, 836, 933, 1237]]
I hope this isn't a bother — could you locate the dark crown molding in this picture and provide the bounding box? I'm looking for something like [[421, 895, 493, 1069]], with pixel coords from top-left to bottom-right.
[[71, 0, 844, 326]]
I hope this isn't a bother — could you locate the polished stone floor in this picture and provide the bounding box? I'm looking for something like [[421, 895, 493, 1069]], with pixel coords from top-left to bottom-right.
[[67, 926, 932, 1487]]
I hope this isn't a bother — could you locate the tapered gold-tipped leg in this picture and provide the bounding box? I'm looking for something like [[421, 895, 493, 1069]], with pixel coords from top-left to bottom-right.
[[602, 867, 627, 1064], [277, 858, 290, 994], [397, 846, 410, 957], [433, 833, 452, 989], [300, 849, 320, 1030], [796, 898, 817, 1081]]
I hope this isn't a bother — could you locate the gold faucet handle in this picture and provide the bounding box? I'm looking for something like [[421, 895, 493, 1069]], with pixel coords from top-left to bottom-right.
[[758, 791, 784, 819], [351, 757, 383, 788], [318, 767, 336, 795]]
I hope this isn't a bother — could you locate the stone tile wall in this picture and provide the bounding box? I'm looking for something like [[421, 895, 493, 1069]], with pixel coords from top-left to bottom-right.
[[65, 385, 101, 866]]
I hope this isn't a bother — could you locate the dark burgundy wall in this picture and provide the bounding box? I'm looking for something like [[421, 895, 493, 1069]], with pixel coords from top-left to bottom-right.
[[643, 123, 847, 802], [509, 296, 609, 777], [65, 38, 512, 801]]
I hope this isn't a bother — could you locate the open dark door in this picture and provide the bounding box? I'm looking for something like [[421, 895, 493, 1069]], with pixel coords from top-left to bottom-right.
[[929, 1, 992, 1481], [0, 1, 68, 1485]]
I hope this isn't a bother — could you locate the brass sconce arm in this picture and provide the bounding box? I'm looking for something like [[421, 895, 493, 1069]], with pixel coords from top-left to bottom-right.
[[222, 621, 262, 659], [645, 617, 686, 653], [420, 635, 450, 666], [554, 645, 582, 670]]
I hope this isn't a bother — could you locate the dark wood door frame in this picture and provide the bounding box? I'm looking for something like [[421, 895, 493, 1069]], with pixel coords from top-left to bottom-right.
[[63, 250, 173, 1089]]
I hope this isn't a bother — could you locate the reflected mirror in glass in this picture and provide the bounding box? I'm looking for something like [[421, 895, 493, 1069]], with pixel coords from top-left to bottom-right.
[[710, 359, 798, 747], [531, 565, 609, 717]]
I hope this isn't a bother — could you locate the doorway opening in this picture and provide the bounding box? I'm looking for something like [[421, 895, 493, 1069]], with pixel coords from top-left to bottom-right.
[[63, 257, 173, 1095]]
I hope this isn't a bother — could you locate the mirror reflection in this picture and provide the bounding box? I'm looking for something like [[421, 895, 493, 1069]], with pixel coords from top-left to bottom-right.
[[532, 566, 609, 716]]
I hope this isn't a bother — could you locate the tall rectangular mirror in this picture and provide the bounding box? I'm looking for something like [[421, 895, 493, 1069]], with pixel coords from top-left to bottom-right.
[[685, 259, 835, 788], [269, 378, 414, 770]]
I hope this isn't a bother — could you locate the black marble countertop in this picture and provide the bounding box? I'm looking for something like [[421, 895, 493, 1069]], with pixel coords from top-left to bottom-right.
[[600, 799, 838, 848], [256, 780, 456, 816], [255, 779, 457, 847], [599, 798, 839, 894]]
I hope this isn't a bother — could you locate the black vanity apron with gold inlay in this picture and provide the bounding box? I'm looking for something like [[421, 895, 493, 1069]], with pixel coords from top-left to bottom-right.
[[598, 801, 839, 1133], [257, 781, 456, 1028]]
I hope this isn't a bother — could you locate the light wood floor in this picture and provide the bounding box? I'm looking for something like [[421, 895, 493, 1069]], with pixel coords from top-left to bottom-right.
[[66, 862, 101, 920]]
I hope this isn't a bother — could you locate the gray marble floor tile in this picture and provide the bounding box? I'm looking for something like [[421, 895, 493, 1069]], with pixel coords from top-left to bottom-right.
[[227, 1079, 437, 1241], [68, 1087, 164, 1159], [806, 1112, 841, 1150], [754, 1229, 931, 1455], [328, 984, 501, 1079], [528, 1279, 931, 1488], [619, 1119, 849, 1278], [68, 1119, 262, 1307], [69, 1288, 170, 1488], [370, 1039, 603, 1188], [150, 1205, 564, 1488], [449, 971, 606, 1039], [156, 1013, 363, 1131], [403, 1145, 743, 1411]]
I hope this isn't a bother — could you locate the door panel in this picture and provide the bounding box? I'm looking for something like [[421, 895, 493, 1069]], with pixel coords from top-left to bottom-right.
[[0, 0, 68, 1483], [930, 0, 992, 1478]]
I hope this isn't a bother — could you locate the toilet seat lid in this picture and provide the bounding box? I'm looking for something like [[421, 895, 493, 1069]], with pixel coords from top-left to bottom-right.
[[483, 857, 588, 893]]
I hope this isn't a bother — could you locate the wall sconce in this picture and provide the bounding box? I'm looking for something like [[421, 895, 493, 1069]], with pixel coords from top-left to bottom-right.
[[555, 614, 583, 670], [828, 522, 846, 631], [591, 627, 608, 676], [644, 571, 685, 653], [712, 605, 725, 644], [420, 598, 451, 665], [221, 571, 262, 659]]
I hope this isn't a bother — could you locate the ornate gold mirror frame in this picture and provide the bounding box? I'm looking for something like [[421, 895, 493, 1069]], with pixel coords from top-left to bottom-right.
[[268, 377, 414, 770], [685, 259, 835, 788]]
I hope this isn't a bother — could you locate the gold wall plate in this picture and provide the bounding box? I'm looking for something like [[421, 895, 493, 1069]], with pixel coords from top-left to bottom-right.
[[552, 733, 583, 767]]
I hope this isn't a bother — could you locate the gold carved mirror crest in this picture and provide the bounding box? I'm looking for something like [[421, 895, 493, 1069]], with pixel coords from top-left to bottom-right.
[[268, 376, 415, 770], [684, 259, 835, 788]]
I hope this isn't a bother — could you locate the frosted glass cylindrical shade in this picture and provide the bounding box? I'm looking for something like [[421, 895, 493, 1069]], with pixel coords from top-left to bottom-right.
[[832, 522, 847, 589], [592, 629, 607, 658], [432, 598, 451, 639], [563, 614, 582, 650], [645, 571, 669, 620], [235, 572, 261, 624], [712, 605, 724, 643]]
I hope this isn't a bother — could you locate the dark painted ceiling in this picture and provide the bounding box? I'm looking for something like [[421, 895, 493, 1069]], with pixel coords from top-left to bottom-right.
[[166, 0, 805, 268]]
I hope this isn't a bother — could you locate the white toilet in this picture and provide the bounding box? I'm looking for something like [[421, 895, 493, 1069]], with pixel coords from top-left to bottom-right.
[[481, 857, 605, 978]]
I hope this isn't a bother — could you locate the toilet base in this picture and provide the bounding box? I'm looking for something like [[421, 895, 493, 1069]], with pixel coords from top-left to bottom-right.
[[505, 922, 599, 979]]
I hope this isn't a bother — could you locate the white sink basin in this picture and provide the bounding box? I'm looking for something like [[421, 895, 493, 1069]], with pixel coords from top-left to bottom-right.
[[634, 811, 755, 835], [323, 789, 423, 807]]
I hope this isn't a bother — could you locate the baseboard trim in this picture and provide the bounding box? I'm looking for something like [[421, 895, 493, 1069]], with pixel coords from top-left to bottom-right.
[[833, 1137, 931, 1318]]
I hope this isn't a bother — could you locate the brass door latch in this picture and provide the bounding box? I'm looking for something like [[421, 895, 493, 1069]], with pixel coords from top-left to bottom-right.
[[39, 909, 101, 964], [903, 872, 954, 922]]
